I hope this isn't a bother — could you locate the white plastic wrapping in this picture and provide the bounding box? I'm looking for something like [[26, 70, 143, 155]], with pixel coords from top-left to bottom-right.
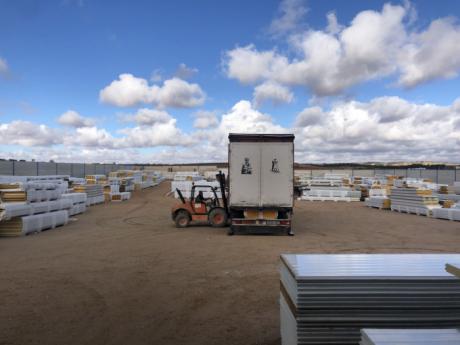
[[86, 195, 105, 206], [21, 210, 69, 235], [111, 192, 131, 201], [0, 199, 72, 221], [61, 192, 87, 205], [26, 189, 62, 202], [68, 203, 87, 216]]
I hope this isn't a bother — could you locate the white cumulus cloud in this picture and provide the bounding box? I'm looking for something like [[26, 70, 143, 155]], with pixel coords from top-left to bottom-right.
[[269, 0, 308, 37], [100, 74, 205, 108], [174, 63, 198, 79], [0, 121, 60, 147], [253, 81, 293, 107], [58, 110, 95, 128], [193, 110, 219, 129], [224, 3, 460, 95]]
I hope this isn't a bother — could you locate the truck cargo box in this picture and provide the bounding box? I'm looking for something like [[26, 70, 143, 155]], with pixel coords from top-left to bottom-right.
[[228, 133, 294, 208]]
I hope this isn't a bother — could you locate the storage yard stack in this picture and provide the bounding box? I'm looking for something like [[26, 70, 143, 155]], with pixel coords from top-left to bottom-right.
[[365, 187, 390, 209], [360, 329, 460, 345], [432, 202, 460, 221], [108, 171, 135, 192], [74, 184, 105, 206], [85, 174, 108, 185], [61, 193, 87, 216], [298, 173, 361, 202], [171, 172, 214, 198], [0, 180, 72, 236], [279, 254, 460, 345], [390, 187, 441, 216], [172, 179, 220, 199]]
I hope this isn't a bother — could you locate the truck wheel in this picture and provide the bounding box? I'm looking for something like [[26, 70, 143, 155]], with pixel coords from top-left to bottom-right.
[[175, 210, 190, 228], [209, 208, 228, 228]]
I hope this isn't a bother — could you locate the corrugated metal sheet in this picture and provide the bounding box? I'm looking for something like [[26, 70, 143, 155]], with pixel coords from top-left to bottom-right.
[[361, 328, 460, 344], [281, 254, 460, 279], [280, 254, 460, 345]]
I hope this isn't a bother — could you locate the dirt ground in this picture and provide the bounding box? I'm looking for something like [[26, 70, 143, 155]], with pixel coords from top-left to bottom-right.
[[1, 182, 459, 345]]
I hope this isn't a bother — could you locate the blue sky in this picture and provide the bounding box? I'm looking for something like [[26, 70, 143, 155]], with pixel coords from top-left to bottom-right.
[[1, 0, 460, 163]]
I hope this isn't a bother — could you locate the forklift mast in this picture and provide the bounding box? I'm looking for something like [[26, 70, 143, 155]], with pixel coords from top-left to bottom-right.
[[216, 171, 229, 214]]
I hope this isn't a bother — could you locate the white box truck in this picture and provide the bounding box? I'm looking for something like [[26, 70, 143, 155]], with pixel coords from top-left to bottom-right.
[[228, 133, 295, 235]]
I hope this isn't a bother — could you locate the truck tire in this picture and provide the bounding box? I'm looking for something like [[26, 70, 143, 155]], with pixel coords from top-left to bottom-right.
[[174, 210, 190, 228], [209, 208, 228, 228]]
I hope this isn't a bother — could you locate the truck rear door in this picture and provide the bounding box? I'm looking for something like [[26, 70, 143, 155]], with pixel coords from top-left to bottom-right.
[[261, 143, 293, 207], [229, 142, 260, 207]]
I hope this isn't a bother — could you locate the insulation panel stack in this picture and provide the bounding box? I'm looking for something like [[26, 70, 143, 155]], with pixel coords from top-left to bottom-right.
[[0, 210, 68, 237], [454, 182, 460, 195], [300, 186, 361, 202], [0, 178, 73, 236], [360, 329, 460, 345], [280, 254, 460, 345], [0, 199, 72, 221], [74, 184, 104, 206], [110, 192, 131, 202], [171, 180, 220, 199], [61, 193, 87, 216], [364, 196, 390, 209], [432, 203, 460, 221], [85, 174, 108, 185], [390, 187, 440, 216]]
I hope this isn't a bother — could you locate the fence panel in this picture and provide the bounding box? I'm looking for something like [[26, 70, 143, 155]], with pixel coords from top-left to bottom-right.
[[0, 161, 14, 175], [38, 162, 57, 175]]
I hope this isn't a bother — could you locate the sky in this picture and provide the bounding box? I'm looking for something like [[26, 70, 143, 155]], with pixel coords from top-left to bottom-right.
[[1, 0, 460, 163]]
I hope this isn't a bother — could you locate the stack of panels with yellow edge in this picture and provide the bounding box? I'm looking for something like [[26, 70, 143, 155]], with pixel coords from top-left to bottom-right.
[[61, 193, 87, 216], [364, 196, 390, 209], [74, 184, 104, 206], [110, 192, 131, 202], [390, 187, 441, 216], [0, 210, 68, 237]]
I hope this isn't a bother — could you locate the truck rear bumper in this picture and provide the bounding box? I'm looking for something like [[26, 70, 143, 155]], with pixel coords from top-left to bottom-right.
[[230, 219, 292, 235]]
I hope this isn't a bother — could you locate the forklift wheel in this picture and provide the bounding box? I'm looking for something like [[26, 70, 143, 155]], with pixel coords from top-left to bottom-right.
[[227, 228, 235, 236], [209, 208, 228, 228], [174, 210, 190, 228], [287, 228, 294, 236]]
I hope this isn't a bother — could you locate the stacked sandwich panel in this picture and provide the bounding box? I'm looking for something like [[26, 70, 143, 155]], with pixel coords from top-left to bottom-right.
[[280, 254, 460, 345], [0, 180, 73, 236], [390, 187, 441, 216], [85, 174, 108, 184], [454, 182, 460, 195], [74, 184, 104, 206], [108, 172, 135, 192], [61, 193, 87, 216], [364, 196, 390, 209], [0, 199, 72, 221], [173, 172, 203, 182], [300, 186, 361, 202], [360, 329, 460, 345], [0, 210, 68, 237], [432, 203, 460, 221], [172, 180, 220, 199], [435, 193, 460, 202], [110, 192, 131, 202]]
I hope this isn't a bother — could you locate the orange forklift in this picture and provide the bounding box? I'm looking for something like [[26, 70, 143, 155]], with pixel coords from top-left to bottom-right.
[[171, 172, 229, 228]]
